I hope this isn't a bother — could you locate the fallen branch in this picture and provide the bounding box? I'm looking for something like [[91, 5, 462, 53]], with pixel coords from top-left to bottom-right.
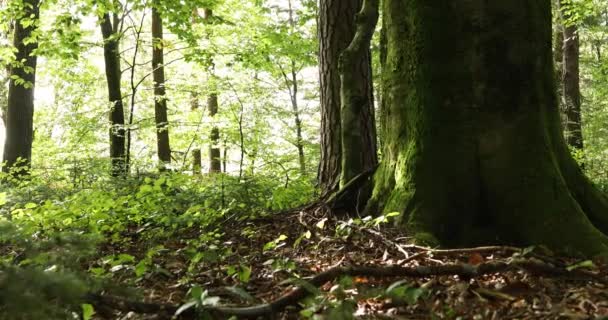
[[86, 258, 602, 319]]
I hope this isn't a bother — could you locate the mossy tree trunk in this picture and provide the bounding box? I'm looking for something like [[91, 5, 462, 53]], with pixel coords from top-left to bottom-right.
[[367, 0, 608, 256], [318, 0, 377, 194], [338, 0, 379, 188], [3, 0, 39, 176]]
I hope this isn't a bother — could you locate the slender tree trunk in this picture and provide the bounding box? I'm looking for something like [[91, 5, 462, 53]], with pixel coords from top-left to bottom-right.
[[190, 93, 201, 174], [553, 2, 564, 120], [222, 138, 228, 173], [367, 0, 608, 256], [283, 1, 306, 176], [100, 13, 126, 177], [207, 92, 221, 173], [152, 5, 171, 170], [377, 21, 387, 151], [338, 0, 379, 187], [204, 9, 222, 173], [3, 0, 40, 176], [318, 0, 377, 194], [289, 61, 306, 176], [558, 0, 584, 150]]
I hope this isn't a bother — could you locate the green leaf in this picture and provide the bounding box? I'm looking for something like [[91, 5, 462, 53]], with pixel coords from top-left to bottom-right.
[[81, 304, 95, 320], [189, 285, 204, 300], [135, 260, 148, 277], [24, 202, 37, 209], [566, 260, 596, 271], [238, 265, 252, 283]]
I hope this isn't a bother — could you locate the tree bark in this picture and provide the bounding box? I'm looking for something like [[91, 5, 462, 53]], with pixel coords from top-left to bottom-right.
[[100, 13, 126, 177], [152, 5, 172, 170], [2, 0, 39, 176], [558, 0, 584, 151], [367, 0, 608, 256], [318, 0, 377, 194], [338, 0, 379, 187]]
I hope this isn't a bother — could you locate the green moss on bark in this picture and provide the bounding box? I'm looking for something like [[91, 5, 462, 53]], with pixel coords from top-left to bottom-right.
[[367, 0, 608, 256]]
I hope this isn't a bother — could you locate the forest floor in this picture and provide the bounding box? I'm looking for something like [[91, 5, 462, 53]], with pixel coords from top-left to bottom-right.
[[96, 203, 608, 320]]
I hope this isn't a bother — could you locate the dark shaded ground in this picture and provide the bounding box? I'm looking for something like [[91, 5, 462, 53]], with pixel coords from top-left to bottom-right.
[[97, 204, 608, 319]]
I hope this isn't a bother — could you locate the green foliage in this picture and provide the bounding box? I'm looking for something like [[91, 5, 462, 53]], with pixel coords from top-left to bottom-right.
[[0, 223, 96, 319], [0, 162, 316, 317]]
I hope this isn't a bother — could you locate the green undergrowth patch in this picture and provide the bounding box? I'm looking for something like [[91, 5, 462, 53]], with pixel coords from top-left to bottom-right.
[[0, 170, 316, 319]]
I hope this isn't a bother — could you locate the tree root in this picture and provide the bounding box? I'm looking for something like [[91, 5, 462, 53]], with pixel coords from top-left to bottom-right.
[[85, 257, 604, 319], [325, 165, 377, 212]]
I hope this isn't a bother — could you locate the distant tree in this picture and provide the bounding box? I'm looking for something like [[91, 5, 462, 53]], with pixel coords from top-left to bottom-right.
[[286, 0, 306, 176], [100, 11, 126, 177], [3, 0, 40, 176], [152, 3, 172, 170], [204, 8, 222, 174], [557, 0, 584, 150], [318, 0, 377, 195], [367, 0, 608, 256], [190, 92, 202, 174]]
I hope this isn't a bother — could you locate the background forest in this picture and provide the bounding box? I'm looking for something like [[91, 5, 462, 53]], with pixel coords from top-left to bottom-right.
[[2, 0, 608, 319]]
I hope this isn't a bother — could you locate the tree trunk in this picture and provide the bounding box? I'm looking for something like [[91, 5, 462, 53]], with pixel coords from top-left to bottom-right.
[[190, 93, 201, 174], [367, 0, 608, 256], [204, 8, 222, 174], [289, 62, 306, 176], [338, 0, 379, 187], [558, 0, 584, 150], [283, 1, 306, 176], [208, 92, 221, 173], [553, 1, 564, 119], [2, 0, 39, 176], [318, 0, 377, 194], [377, 20, 388, 151], [152, 5, 172, 170], [100, 13, 126, 177]]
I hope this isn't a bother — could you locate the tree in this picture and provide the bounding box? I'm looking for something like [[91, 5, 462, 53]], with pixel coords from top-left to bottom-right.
[[285, 0, 306, 176], [318, 0, 377, 195], [152, 3, 172, 170], [3, 0, 40, 175], [190, 92, 202, 174], [558, 0, 584, 150], [100, 11, 126, 177], [366, 0, 608, 256], [204, 8, 222, 173], [338, 0, 378, 187]]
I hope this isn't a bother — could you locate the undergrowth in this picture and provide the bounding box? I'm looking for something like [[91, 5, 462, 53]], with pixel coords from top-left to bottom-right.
[[0, 169, 316, 319]]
